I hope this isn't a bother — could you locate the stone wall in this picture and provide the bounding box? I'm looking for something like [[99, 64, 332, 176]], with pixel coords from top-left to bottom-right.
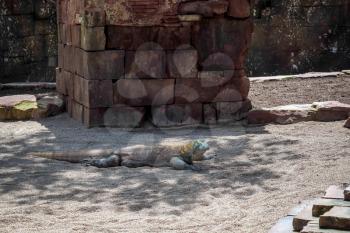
[[247, 0, 350, 76], [56, 0, 254, 127], [0, 0, 57, 83]]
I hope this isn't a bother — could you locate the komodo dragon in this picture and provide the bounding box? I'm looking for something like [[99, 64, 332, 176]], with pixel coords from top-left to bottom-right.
[[28, 140, 215, 171]]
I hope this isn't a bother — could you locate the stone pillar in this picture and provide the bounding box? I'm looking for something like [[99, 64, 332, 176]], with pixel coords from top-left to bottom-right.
[[56, 0, 254, 127]]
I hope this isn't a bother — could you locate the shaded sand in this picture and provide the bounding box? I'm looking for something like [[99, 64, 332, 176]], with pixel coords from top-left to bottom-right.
[[0, 114, 349, 232]]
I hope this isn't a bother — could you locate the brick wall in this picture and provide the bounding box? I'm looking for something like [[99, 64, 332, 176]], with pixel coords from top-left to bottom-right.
[[0, 0, 57, 83], [248, 0, 350, 76], [56, 0, 254, 128]]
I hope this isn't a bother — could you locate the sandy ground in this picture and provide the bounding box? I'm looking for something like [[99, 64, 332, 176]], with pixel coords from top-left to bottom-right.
[[249, 74, 350, 108], [0, 75, 350, 232], [0, 115, 349, 233]]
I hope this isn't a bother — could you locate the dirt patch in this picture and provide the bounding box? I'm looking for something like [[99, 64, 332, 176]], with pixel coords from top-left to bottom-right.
[[249, 75, 350, 108]]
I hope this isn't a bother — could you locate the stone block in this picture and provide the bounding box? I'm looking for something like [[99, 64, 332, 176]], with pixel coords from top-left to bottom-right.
[[151, 104, 203, 127], [175, 77, 242, 104], [167, 49, 198, 78], [106, 26, 153, 50], [70, 99, 84, 122], [125, 50, 166, 79], [203, 103, 217, 124], [217, 101, 250, 123], [74, 75, 113, 108], [155, 26, 192, 50], [114, 79, 175, 106], [312, 199, 350, 217], [82, 50, 125, 80], [87, 105, 146, 128], [178, 0, 228, 17], [81, 26, 106, 51], [82, 8, 106, 27], [227, 0, 251, 18], [58, 43, 64, 68], [71, 25, 81, 47], [319, 206, 350, 230], [292, 205, 317, 231], [63, 45, 75, 72]]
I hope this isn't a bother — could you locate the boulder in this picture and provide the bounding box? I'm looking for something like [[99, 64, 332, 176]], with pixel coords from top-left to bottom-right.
[[0, 94, 64, 121]]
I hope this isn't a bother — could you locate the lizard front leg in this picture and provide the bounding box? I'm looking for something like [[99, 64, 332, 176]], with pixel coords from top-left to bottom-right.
[[170, 157, 201, 171]]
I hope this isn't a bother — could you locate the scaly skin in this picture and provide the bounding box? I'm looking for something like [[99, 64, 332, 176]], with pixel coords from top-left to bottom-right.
[[29, 140, 213, 170]]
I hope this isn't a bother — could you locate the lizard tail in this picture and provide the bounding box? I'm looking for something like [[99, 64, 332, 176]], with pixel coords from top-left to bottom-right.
[[28, 149, 115, 163]]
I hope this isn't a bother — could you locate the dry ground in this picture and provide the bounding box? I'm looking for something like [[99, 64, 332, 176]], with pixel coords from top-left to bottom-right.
[[0, 75, 349, 233]]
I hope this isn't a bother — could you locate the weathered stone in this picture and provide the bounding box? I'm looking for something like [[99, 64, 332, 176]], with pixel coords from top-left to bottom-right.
[[344, 186, 350, 201], [324, 184, 349, 200], [178, 0, 228, 17], [81, 26, 106, 51], [151, 104, 202, 127], [114, 79, 175, 106], [71, 25, 81, 48], [84, 105, 145, 128], [319, 206, 350, 230], [301, 220, 345, 233], [81, 8, 105, 27], [203, 103, 217, 124], [125, 50, 166, 79], [345, 117, 350, 129], [312, 199, 350, 217], [82, 50, 125, 80], [312, 101, 350, 122], [217, 100, 252, 123], [293, 205, 318, 231], [175, 77, 243, 104], [247, 104, 314, 125], [74, 75, 113, 108], [0, 94, 64, 121], [227, 0, 251, 18], [167, 49, 198, 78]]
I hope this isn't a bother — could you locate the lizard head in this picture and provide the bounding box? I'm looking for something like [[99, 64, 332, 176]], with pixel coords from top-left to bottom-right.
[[192, 140, 209, 158]]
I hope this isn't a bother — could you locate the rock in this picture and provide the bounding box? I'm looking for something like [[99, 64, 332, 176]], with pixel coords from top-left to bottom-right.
[[247, 104, 313, 125], [293, 205, 318, 231], [80, 26, 106, 51], [324, 184, 349, 199], [344, 117, 350, 129], [151, 104, 202, 127], [114, 79, 175, 106], [312, 199, 350, 217], [312, 101, 350, 122], [344, 186, 350, 201], [178, 0, 228, 17], [0, 94, 64, 121], [319, 206, 350, 230], [301, 220, 345, 233]]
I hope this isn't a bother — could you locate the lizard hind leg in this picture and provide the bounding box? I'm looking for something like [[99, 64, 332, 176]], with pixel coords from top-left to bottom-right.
[[85, 155, 121, 168], [170, 157, 201, 171]]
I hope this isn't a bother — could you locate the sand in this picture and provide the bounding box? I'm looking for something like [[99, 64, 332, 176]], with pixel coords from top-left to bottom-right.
[[0, 114, 349, 233]]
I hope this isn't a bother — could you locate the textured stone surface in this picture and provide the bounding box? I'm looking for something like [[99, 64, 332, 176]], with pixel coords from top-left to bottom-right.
[[293, 205, 317, 231], [0, 94, 64, 121], [114, 79, 175, 106], [319, 207, 350, 230], [151, 104, 202, 127], [312, 199, 350, 217]]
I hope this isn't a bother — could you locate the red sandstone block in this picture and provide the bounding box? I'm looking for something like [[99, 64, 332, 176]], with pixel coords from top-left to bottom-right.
[[63, 45, 75, 72], [151, 104, 203, 127], [81, 8, 106, 27], [216, 101, 245, 123], [56, 68, 64, 94], [125, 50, 166, 79], [167, 49, 198, 78], [56, 69, 74, 96], [81, 26, 106, 51], [58, 44, 64, 68], [155, 26, 191, 50], [71, 25, 81, 47], [203, 103, 217, 124], [175, 77, 243, 104], [63, 24, 72, 45], [71, 99, 84, 122], [82, 50, 125, 80], [74, 48, 84, 76], [106, 26, 152, 50], [227, 0, 251, 18], [74, 75, 113, 108], [114, 79, 175, 106]]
